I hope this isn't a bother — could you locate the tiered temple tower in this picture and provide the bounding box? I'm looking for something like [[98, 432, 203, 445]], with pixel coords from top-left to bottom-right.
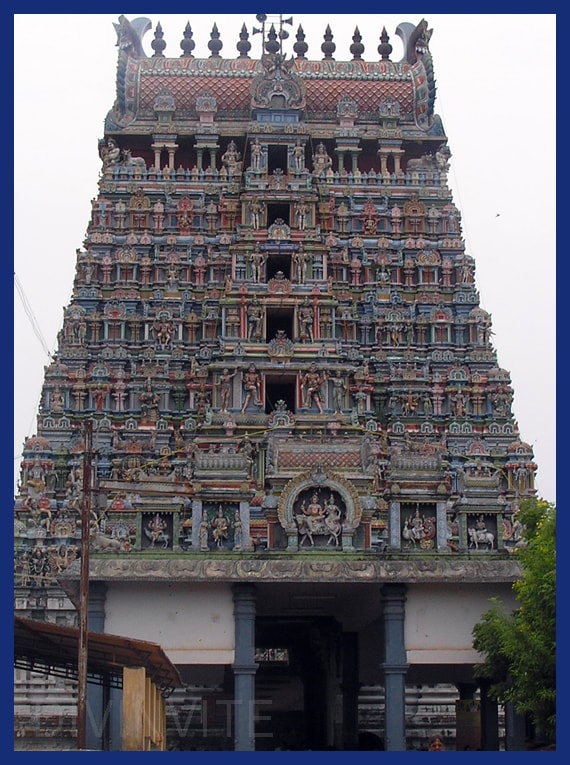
[[14, 15, 535, 751]]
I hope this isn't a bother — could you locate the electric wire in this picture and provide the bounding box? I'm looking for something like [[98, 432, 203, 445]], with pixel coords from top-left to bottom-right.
[[14, 272, 54, 474], [14, 272, 53, 359]]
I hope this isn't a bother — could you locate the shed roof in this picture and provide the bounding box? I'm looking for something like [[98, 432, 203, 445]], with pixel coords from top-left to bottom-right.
[[14, 616, 182, 693]]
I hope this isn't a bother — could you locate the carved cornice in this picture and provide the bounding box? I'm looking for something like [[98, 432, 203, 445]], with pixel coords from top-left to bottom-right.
[[61, 556, 521, 585]]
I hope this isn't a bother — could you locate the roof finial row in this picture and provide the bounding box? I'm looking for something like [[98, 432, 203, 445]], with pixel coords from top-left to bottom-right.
[[148, 20, 394, 61]]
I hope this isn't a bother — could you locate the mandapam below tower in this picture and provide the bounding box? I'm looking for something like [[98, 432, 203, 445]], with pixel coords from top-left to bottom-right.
[[14, 15, 536, 751]]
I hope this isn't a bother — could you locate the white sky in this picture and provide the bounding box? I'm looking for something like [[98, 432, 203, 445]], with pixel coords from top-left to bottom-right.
[[13, 13, 556, 503]]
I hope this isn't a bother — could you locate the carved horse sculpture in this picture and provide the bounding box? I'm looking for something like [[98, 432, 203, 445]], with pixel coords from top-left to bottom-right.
[[468, 527, 495, 549]]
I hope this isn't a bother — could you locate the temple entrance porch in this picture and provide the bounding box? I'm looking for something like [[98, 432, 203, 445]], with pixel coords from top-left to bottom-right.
[[79, 576, 521, 750]]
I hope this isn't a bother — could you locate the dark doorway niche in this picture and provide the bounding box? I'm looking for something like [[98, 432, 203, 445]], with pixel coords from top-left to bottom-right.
[[264, 372, 297, 414], [266, 250, 292, 280], [267, 144, 289, 174], [267, 202, 290, 227], [266, 306, 294, 340]]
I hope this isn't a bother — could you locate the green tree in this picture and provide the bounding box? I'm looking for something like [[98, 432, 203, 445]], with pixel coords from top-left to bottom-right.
[[472, 498, 556, 743]]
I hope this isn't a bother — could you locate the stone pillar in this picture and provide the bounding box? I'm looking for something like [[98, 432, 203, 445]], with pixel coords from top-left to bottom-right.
[[392, 149, 404, 174], [86, 583, 112, 750], [88, 582, 107, 631], [341, 528, 355, 551], [455, 682, 481, 751], [436, 501, 450, 552], [341, 632, 359, 750], [458, 512, 469, 552], [479, 681, 499, 750], [381, 583, 408, 751], [378, 150, 389, 176], [191, 500, 203, 548], [504, 701, 527, 750], [239, 501, 254, 552], [350, 150, 361, 174], [389, 501, 401, 550], [232, 584, 258, 751], [286, 528, 299, 550]]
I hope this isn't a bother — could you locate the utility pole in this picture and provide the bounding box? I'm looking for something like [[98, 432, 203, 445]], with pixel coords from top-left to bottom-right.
[[77, 419, 93, 750]]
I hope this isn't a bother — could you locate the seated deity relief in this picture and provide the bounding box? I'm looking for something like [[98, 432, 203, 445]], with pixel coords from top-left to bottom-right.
[[294, 489, 345, 548]]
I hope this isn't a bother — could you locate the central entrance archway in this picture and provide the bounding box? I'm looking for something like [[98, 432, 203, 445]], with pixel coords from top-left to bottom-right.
[[255, 615, 343, 750]]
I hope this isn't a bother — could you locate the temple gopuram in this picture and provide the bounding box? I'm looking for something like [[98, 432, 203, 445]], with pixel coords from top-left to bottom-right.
[[14, 15, 537, 751]]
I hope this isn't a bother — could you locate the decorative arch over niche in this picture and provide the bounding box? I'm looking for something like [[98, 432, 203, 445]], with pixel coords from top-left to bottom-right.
[[276, 467, 363, 533]]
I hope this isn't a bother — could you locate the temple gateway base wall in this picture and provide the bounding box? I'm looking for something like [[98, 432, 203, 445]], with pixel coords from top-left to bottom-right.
[[404, 583, 517, 664], [105, 582, 235, 664]]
